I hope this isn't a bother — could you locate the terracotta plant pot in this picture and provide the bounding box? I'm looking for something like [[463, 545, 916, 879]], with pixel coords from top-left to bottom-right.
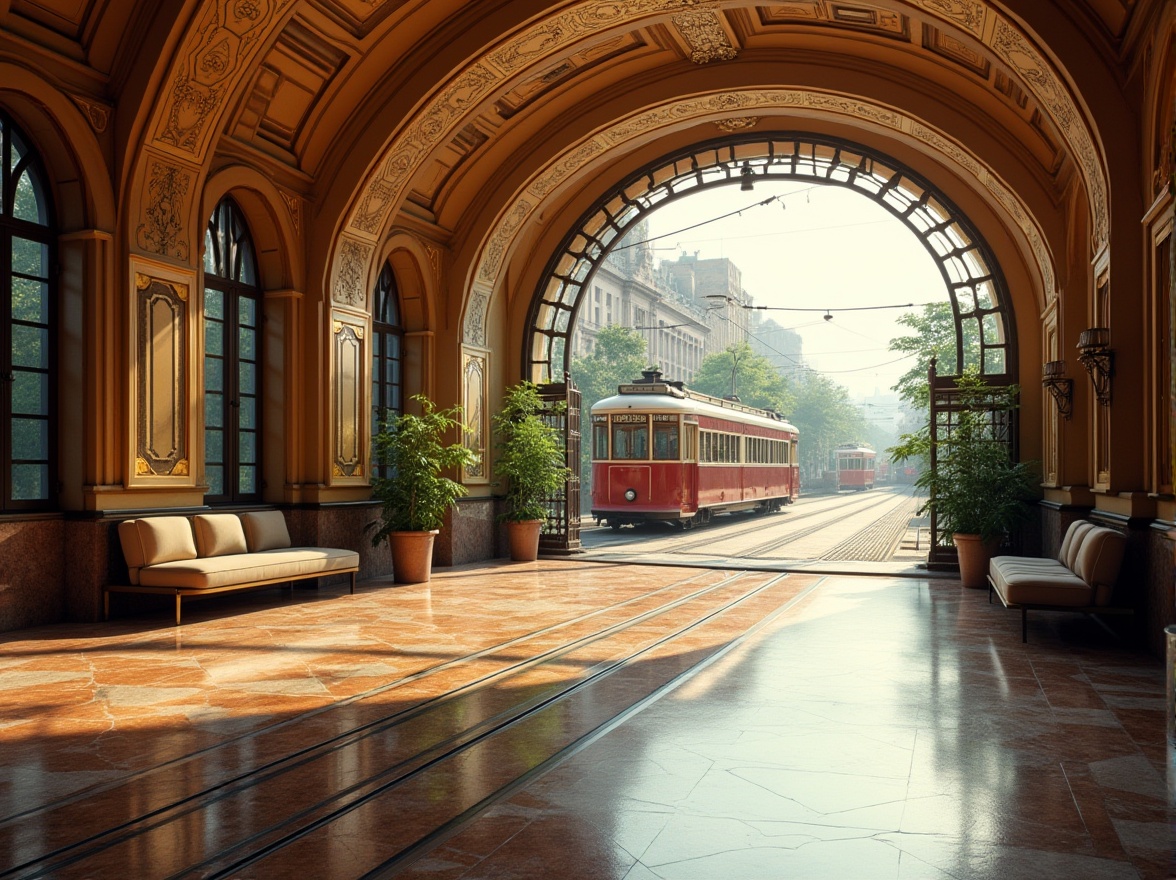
[[389, 530, 439, 583], [507, 519, 543, 562], [953, 533, 1001, 589]]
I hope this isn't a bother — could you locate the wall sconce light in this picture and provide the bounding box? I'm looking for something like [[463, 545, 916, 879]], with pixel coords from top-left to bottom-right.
[[739, 161, 754, 192], [1076, 327, 1113, 407], [1041, 360, 1072, 419]]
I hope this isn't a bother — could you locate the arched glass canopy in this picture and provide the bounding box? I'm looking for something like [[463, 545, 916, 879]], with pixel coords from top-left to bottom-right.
[[526, 134, 1014, 385]]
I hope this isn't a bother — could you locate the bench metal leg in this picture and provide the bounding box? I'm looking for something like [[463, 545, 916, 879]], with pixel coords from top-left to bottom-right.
[[104, 591, 110, 621], [175, 593, 182, 627], [350, 571, 356, 595], [1022, 607, 1027, 643]]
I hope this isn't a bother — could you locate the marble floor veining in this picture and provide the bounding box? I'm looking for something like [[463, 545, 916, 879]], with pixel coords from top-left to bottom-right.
[[0, 560, 1170, 878]]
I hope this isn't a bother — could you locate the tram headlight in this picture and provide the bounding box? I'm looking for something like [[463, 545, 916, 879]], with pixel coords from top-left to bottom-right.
[[624, 488, 638, 502]]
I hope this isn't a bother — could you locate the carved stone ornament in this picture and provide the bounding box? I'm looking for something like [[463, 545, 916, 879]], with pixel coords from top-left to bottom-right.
[[334, 239, 372, 305], [137, 161, 192, 260], [715, 117, 759, 133], [70, 96, 111, 133], [671, 8, 739, 64], [155, 0, 292, 158], [463, 290, 488, 346], [279, 190, 301, 233], [915, 0, 986, 36]]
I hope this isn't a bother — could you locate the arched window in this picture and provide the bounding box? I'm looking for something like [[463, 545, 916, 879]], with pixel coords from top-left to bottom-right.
[[203, 198, 261, 504], [0, 112, 55, 511], [371, 262, 403, 479]]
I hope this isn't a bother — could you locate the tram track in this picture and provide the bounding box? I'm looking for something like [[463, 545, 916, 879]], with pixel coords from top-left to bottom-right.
[[599, 486, 907, 557], [818, 490, 921, 561], [3, 567, 813, 879], [607, 486, 914, 559], [721, 486, 916, 560]]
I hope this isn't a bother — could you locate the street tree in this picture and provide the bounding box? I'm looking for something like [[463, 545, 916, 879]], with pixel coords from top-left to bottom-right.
[[889, 302, 980, 410], [690, 342, 794, 414]]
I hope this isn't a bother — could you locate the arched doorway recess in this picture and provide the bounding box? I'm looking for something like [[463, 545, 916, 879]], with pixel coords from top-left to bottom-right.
[[526, 133, 1016, 387]]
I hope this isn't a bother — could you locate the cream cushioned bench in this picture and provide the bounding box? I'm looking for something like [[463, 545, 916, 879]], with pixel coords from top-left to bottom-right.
[[987, 519, 1128, 642], [107, 511, 360, 625]]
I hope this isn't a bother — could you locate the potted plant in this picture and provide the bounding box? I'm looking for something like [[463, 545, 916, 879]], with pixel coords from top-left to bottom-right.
[[492, 381, 572, 561], [890, 370, 1039, 588], [367, 395, 475, 583]]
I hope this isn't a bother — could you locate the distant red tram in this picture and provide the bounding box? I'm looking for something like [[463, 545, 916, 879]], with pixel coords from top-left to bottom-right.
[[835, 444, 876, 491], [590, 376, 800, 529]]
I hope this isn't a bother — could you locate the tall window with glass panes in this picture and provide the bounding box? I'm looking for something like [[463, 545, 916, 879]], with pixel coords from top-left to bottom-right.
[[371, 262, 403, 479], [203, 198, 261, 503], [0, 113, 54, 511]]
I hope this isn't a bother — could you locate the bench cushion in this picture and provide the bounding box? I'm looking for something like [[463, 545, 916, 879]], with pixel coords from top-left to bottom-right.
[[1071, 527, 1125, 604], [990, 557, 1093, 606], [241, 510, 292, 552], [1061, 521, 1096, 570], [137, 548, 360, 590], [193, 514, 248, 558], [118, 517, 198, 584], [1057, 520, 1090, 565]]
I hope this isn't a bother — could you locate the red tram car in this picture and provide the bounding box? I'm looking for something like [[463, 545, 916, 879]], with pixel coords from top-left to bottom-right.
[[835, 444, 876, 491], [590, 375, 800, 530]]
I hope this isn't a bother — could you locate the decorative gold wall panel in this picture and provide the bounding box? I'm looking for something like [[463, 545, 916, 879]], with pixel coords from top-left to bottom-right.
[[332, 315, 365, 479], [462, 346, 489, 484], [130, 261, 195, 485]]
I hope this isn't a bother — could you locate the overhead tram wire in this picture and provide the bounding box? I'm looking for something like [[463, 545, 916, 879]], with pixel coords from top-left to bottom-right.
[[611, 183, 826, 253], [699, 302, 918, 379]]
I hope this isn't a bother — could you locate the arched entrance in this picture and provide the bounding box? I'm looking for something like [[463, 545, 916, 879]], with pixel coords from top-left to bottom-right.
[[526, 133, 1016, 386], [527, 133, 1023, 555]]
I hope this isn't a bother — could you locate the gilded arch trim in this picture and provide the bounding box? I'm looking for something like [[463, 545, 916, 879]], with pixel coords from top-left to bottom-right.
[[462, 88, 1057, 349]]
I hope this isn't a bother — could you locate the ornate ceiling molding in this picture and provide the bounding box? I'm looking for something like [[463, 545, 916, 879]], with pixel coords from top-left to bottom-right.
[[671, 8, 739, 63], [462, 87, 1056, 344], [335, 0, 1106, 306]]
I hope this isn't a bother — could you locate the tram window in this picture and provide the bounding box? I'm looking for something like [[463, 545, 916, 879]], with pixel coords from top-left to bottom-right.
[[684, 424, 698, 461], [592, 424, 608, 460], [612, 422, 648, 460], [653, 423, 679, 460]]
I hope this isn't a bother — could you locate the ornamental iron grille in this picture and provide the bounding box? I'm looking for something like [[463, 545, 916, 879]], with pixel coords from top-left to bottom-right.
[[926, 357, 1020, 569], [525, 134, 1015, 386], [537, 374, 581, 553]]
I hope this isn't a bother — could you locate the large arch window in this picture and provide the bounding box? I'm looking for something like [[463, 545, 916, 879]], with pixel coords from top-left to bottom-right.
[[0, 113, 55, 511], [528, 134, 1014, 385], [371, 262, 404, 479], [203, 198, 261, 504]]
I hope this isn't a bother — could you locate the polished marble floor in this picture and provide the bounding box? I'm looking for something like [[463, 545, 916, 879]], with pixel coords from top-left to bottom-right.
[[0, 560, 1170, 878]]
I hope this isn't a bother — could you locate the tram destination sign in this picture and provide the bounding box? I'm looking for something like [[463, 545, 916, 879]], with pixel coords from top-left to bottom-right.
[[618, 382, 684, 397]]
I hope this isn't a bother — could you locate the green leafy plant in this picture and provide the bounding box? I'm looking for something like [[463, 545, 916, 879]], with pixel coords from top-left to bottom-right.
[[890, 370, 1038, 543], [493, 382, 571, 523], [366, 395, 475, 544]]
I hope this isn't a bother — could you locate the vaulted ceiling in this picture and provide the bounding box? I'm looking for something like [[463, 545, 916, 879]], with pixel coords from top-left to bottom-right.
[[2, 0, 1163, 298]]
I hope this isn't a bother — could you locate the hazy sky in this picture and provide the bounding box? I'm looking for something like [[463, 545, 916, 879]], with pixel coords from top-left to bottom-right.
[[639, 182, 951, 401]]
